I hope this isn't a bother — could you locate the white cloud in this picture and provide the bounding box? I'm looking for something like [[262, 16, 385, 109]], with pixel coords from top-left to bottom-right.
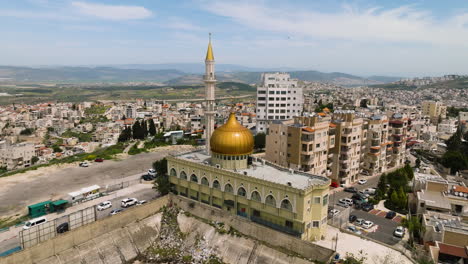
[[71, 1, 152, 20], [166, 17, 203, 31], [202, 1, 468, 46]]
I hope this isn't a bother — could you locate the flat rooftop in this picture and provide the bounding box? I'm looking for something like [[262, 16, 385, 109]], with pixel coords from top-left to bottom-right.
[[175, 150, 329, 190]]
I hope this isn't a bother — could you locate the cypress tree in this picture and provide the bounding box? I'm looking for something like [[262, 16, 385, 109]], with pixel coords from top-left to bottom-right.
[[132, 121, 142, 139], [148, 119, 157, 136], [141, 120, 148, 138]]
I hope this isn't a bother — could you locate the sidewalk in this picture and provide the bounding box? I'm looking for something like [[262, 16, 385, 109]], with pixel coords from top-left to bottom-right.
[[316, 226, 413, 264]]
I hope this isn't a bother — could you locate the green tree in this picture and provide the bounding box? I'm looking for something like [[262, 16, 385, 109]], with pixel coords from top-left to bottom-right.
[[403, 163, 414, 180], [148, 119, 157, 136], [441, 151, 468, 173], [403, 215, 425, 247], [132, 121, 144, 140], [118, 126, 132, 142], [390, 190, 399, 208], [446, 126, 463, 152], [254, 133, 266, 150], [360, 99, 368, 108], [398, 187, 407, 209], [31, 156, 39, 164], [152, 158, 170, 195], [141, 120, 148, 138], [53, 146, 62, 153], [20, 128, 34, 135], [376, 173, 388, 199]]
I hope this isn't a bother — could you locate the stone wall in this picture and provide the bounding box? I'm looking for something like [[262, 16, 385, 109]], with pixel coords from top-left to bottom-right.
[[171, 194, 335, 263], [0, 196, 169, 264]]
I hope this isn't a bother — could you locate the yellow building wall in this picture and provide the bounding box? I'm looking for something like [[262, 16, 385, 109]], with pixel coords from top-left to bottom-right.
[[167, 156, 330, 241]]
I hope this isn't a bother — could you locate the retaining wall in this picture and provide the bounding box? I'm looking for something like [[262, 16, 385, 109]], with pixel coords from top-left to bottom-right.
[[171, 194, 335, 263]]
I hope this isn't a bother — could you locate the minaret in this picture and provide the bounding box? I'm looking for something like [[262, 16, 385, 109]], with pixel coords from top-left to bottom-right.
[[204, 33, 216, 154]]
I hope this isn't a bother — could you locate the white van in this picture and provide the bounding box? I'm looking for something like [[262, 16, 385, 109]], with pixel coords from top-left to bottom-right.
[[23, 217, 47, 230]]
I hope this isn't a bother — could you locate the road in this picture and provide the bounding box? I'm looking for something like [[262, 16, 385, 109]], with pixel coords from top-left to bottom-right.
[[0, 184, 156, 255], [0, 145, 194, 217]]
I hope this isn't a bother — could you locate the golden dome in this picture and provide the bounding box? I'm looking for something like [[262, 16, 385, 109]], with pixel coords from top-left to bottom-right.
[[210, 112, 254, 155]]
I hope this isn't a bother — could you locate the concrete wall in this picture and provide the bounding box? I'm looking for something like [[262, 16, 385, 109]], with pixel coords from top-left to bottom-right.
[[443, 229, 468, 248], [0, 196, 169, 264], [171, 194, 335, 263]]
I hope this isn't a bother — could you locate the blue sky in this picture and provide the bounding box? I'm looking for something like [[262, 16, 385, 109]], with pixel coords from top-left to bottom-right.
[[1, 0, 468, 76]]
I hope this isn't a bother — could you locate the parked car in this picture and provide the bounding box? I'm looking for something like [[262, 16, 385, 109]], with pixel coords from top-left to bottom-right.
[[56, 223, 69, 234], [344, 187, 358, 193], [343, 198, 353, 205], [361, 203, 374, 212], [347, 225, 362, 235], [358, 191, 370, 198], [349, 215, 357, 222], [97, 201, 112, 211], [328, 209, 340, 217], [121, 198, 138, 208], [393, 226, 405, 238], [109, 209, 123, 215], [360, 171, 370, 176], [79, 161, 89, 167], [136, 200, 147, 205], [94, 158, 104, 162], [352, 193, 368, 202], [362, 220, 374, 229], [23, 217, 47, 230], [141, 174, 155, 181], [386, 211, 397, 219], [147, 169, 156, 177], [355, 218, 365, 226], [330, 182, 339, 188], [364, 188, 376, 195], [337, 200, 349, 208], [358, 179, 368, 185]]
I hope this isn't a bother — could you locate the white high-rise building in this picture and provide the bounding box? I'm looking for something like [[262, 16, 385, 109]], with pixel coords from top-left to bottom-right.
[[256, 73, 303, 134]]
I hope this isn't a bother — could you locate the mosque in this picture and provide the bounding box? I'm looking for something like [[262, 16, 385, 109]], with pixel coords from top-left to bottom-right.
[[166, 37, 330, 241]]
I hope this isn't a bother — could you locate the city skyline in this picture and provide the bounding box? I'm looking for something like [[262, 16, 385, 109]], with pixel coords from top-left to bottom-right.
[[0, 0, 468, 76]]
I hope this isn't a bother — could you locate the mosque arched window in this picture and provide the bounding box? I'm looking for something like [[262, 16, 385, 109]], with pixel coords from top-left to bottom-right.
[[170, 168, 177, 177], [280, 199, 293, 211], [180, 171, 187, 180], [201, 177, 209, 186], [224, 183, 233, 193], [237, 187, 246, 197], [190, 174, 198, 183], [212, 180, 221, 189], [265, 195, 276, 207], [251, 191, 261, 202]]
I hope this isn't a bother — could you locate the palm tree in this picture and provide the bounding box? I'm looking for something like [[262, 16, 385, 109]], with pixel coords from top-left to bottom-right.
[[402, 215, 425, 247]]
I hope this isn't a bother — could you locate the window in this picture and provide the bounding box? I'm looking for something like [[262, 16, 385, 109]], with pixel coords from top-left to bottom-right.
[[251, 191, 261, 202], [213, 180, 221, 189], [224, 184, 234, 193], [323, 194, 329, 206], [258, 91, 266, 94], [180, 171, 187, 180], [201, 177, 209, 186], [258, 97, 266, 101], [312, 221, 319, 228], [285, 220, 293, 228], [190, 174, 198, 183], [237, 187, 247, 197], [313, 197, 321, 204], [280, 199, 293, 211], [170, 168, 177, 177], [265, 195, 276, 207]]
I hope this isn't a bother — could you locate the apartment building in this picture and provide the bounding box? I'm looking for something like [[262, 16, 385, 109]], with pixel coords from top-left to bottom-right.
[[265, 114, 335, 176], [329, 111, 366, 185], [422, 101, 447, 124], [361, 115, 390, 176], [0, 140, 35, 170], [256, 73, 303, 134], [388, 113, 408, 168]]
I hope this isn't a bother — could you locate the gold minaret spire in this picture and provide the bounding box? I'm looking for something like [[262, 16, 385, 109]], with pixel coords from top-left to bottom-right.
[[205, 32, 214, 61]]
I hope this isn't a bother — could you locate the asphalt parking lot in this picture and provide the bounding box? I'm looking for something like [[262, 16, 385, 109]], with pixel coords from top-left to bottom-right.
[[95, 188, 158, 219], [350, 210, 402, 245]]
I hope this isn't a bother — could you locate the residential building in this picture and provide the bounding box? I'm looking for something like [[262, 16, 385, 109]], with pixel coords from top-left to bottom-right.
[[361, 115, 390, 176], [0, 141, 35, 170], [167, 112, 330, 241], [422, 101, 447, 124], [256, 73, 303, 134], [329, 111, 366, 185], [388, 113, 409, 168], [265, 114, 335, 177]]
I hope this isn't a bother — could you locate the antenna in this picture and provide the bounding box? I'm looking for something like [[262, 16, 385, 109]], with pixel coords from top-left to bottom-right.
[[209, 32, 212, 42]]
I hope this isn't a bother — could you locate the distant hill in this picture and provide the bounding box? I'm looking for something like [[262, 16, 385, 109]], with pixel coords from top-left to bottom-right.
[[0, 65, 400, 86], [0, 66, 185, 82], [367, 76, 402, 83]]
